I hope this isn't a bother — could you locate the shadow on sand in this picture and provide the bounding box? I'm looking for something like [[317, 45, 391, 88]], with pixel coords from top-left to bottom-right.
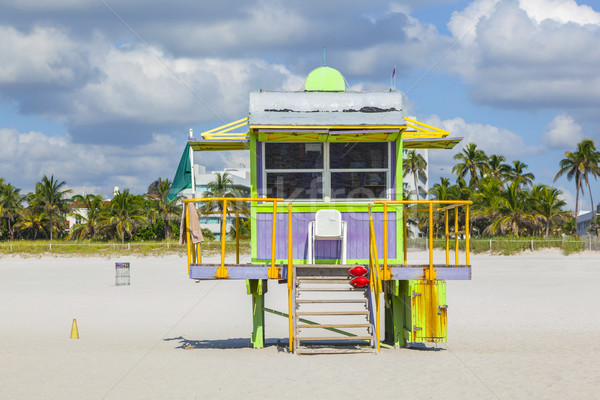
[[164, 336, 289, 352], [406, 342, 446, 352]]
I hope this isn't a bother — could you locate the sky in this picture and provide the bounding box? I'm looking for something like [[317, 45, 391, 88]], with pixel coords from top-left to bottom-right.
[[1, 0, 599, 212]]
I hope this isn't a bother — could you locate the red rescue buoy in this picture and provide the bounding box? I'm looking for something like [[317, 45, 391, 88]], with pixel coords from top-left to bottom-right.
[[348, 265, 368, 277], [350, 276, 370, 288]]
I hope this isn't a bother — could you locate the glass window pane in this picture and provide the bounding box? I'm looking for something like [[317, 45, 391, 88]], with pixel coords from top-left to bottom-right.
[[265, 143, 324, 169], [266, 172, 323, 199], [331, 172, 387, 199], [330, 142, 388, 169]]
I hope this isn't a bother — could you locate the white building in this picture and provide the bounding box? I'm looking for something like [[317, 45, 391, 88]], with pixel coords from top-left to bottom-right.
[[402, 148, 429, 238], [576, 204, 599, 236], [181, 165, 251, 240], [402, 148, 429, 201]]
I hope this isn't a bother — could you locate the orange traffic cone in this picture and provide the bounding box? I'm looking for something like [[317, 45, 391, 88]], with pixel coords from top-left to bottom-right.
[[70, 318, 79, 339]]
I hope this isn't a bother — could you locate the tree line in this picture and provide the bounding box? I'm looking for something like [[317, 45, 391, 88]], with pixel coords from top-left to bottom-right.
[[2, 138, 599, 242], [404, 139, 600, 237], [0, 176, 181, 242]]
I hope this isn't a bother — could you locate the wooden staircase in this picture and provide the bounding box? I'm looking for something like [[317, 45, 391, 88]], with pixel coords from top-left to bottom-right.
[[293, 265, 377, 355]]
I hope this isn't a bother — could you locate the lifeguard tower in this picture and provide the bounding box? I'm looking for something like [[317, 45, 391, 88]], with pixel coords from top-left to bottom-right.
[[173, 67, 472, 354]]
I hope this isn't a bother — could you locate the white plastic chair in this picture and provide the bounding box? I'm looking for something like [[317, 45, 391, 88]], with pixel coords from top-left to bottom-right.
[[307, 210, 347, 264]]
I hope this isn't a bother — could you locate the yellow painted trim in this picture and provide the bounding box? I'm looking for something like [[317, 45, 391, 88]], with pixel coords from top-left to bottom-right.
[[404, 117, 448, 133], [251, 125, 406, 130], [186, 204, 191, 274], [455, 207, 459, 265], [268, 201, 278, 279], [219, 200, 228, 278], [287, 202, 293, 352], [201, 117, 248, 136], [445, 209, 449, 265], [466, 204, 470, 265]]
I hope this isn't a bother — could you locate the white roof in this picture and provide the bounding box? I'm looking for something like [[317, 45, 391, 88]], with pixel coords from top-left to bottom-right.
[[249, 91, 405, 126]]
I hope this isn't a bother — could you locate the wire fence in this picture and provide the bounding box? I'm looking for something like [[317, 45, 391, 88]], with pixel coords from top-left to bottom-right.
[[0, 240, 251, 255], [0, 237, 598, 255], [406, 236, 600, 253]]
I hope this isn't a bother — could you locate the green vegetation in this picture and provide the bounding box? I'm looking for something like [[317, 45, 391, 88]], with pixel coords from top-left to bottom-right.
[[424, 139, 600, 238], [1, 138, 599, 256]]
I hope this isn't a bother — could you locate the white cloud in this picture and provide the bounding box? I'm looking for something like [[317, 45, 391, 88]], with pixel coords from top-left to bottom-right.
[[0, 24, 304, 144], [445, 0, 600, 109], [542, 114, 584, 149], [423, 115, 543, 181], [556, 184, 588, 213], [0, 25, 89, 86], [0, 128, 185, 195], [519, 0, 600, 25]]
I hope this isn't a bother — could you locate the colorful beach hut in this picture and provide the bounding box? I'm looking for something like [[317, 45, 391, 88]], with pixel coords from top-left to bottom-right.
[[173, 67, 472, 354]]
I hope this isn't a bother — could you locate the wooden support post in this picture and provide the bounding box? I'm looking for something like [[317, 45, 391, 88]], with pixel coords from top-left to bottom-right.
[[384, 280, 406, 348], [247, 279, 267, 349]]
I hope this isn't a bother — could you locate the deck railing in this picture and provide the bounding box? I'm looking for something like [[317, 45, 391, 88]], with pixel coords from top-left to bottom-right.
[[182, 197, 283, 278], [367, 205, 383, 352], [374, 200, 472, 281]]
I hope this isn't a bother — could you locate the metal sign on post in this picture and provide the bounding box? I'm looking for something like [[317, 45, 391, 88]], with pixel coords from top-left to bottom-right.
[[115, 262, 130, 286]]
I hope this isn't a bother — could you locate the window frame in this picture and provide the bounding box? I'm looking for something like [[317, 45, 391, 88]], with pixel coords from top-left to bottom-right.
[[262, 142, 391, 202]]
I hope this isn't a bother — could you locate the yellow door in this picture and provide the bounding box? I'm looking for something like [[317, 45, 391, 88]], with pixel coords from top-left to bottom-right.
[[410, 280, 447, 343]]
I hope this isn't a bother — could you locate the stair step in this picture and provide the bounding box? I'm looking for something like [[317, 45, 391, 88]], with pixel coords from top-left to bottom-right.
[[298, 279, 351, 284], [297, 311, 369, 316], [296, 299, 367, 304], [298, 336, 373, 341], [297, 323, 371, 329], [296, 347, 376, 355]]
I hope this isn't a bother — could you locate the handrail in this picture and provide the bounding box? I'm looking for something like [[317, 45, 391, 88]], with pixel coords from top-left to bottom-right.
[[183, 197, 283, 278], [287, 202, 294, 352], [374, 200, 473, 279], [367, 205, 382, 352]]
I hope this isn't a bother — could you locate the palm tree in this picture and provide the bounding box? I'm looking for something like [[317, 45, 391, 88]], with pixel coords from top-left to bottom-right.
[[554, 139, 600, 234], [508, 160, 535, 189], [428, 177, 453, 201], [485, 154, 511, 185], [202, 172, 248, 239], [101, 189, 145, 244], [15, 208, 49, 239], [0, 182, 24, 241], [67, 194, 106, 241], [403, 150, 427, 201], [30, 175, 72, 240], [146, 178, 181, 240], [531, 185, 569, 237], [471, 177, 503, 236], [452, 143, 487, 189], [487, 182, 536, 236]]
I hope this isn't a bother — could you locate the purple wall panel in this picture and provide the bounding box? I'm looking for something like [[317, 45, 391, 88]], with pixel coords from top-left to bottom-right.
[[256, 142, 263, 195], [390, 142, 396, 201], [255, 211, 396, 260]]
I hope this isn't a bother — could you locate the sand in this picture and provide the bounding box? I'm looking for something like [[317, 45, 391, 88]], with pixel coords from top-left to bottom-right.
[[1, 250, 599, 399]]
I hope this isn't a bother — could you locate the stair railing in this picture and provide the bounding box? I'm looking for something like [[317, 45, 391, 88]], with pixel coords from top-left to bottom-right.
[[367, 205, 382, 352], [375, 200, 472, 280], [182, 197, 283, 278], [287, 202, 294, 352]]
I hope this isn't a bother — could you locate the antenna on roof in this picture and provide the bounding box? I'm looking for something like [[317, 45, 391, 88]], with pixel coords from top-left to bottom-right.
[[322, 46, 326, 67], [391, 65, 396, 91]]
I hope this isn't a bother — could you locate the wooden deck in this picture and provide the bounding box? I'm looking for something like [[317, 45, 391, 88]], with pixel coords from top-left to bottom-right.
[[189, 263, 471, 280]]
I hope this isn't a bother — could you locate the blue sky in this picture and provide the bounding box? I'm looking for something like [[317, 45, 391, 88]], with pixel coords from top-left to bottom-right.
[[1, 0, 599, 212]]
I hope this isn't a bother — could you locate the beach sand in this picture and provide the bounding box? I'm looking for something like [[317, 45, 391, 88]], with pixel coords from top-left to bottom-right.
[[1, 250, 599, 399]]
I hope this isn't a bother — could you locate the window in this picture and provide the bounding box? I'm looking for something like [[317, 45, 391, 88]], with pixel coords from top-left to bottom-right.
[[263, 142, 390, 201], [264, 143, 324, 199]]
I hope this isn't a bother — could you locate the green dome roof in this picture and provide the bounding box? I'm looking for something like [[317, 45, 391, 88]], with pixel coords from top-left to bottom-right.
[[304, 67, 346, 92]]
